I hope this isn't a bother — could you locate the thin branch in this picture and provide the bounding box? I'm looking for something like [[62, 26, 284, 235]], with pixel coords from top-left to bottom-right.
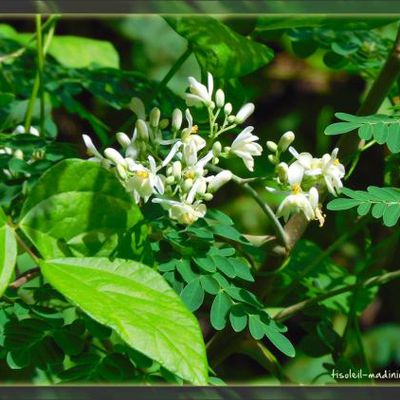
[[274, 269, 400, 322], [119, 46, 193, 132], [9, 267, 40, 290], [207, 164, 289, 248], [15, 232, 40, 262]]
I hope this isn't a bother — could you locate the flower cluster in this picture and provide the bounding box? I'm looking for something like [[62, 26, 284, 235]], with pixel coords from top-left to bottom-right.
[[266, 131, 345, 226], [83, 73, 262, 225]]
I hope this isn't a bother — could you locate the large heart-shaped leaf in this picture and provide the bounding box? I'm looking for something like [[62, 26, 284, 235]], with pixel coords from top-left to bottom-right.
[[166, 16, 274, 78], [0, 207, 17, 297], [39, 257, 208, 384], [19, 159, 142, 259]]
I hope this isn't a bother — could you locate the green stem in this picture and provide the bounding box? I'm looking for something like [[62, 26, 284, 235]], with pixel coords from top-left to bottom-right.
[[153, 46, 192, 100], [24, 15, 57, 136], [15, 231, 40, 263], [36, 15, 45, 136], [207, 164, 289, 248], [120, 46, 192, 132]]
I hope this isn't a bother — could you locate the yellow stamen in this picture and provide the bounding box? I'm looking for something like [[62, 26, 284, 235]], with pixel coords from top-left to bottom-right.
[[182, 213, 195, 225], [184, 171, 195, 179], [136, 170, 149, 179], [191, 125, 199, 134], [292, 184, 301, 194], [334, 158, 340, 166]]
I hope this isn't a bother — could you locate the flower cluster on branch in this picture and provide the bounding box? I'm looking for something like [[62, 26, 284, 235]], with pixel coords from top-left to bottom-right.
[[83, 73, 262, 225]]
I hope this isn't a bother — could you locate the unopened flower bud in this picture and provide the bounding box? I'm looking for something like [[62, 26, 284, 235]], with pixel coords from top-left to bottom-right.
[[197, 180, 207, 195], [136, 119, 149, 141], [129, 97, 146, 119], [215, 89, 225, 108], [224, 103, 233, 116], [104, 148, 126, 166], [266, 141, 278, 152], [149, 107, 161, 128], [204, 193, 213, 201], [208, 170, 232, 193], [165, 175, 175, 185], [227, 115, 236, 123], [278, 131, 295, 152], [14, 149, 24, 160], [172, 161, 182, 178], [212, 141, 222, 157], [277, 162, 288, 182], [235, 103, 255, 124], [116, 132, 131, 148], [116, 164, 128, 180], [160, 119, 169, 129], [212, 157, 219, 165], [172, 109, 183, 131], [183, 178, 193, 191], [268, 154, 278, 165]]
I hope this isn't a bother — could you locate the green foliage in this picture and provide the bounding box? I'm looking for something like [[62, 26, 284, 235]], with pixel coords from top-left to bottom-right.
[[0, 207, 17, 297], [157, 210, 295, 358], [328, 186, 400, 227], [39, 257, 208, 385], [166, 16, 274, 78], [19, 159, 143, 259], [280, 240, 377, 315], [325, 112, 400, 153], [48, 36, 120, 69]]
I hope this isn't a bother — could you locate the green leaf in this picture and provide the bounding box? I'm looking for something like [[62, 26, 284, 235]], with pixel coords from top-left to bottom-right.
[[49, 36, 119, 69], [229, 258, 254, 282], [327, 198, 361, 211], [0, 210, 17, 297], [200, 275, 220, 295], [166, 16, 274, 78], [387, 124, 400, 153], [265, 323, 296, 358], [324, 122, 362, 135], [4, 318, 64, 370], [229, 305, 248, 333], [19, 159, 143, 259], [39, 257, 208, 384], [210, 291, 232, 330], [248, 314, 265, 340], [180, 279, 205, 312], [328, 185, 400, 227]]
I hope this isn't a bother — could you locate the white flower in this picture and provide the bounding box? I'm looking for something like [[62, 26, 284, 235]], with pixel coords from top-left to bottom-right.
[[287, 146, 314, 185], [207, 170, 232, 192], [153, 198, 207, 225], [235, 103, 255, 124], [230, 126, 262, 171], [276, 185, 317, 222], [126, 156, 164, 203], [186, 72, 214, 108], [319, 148, 345, 195]]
